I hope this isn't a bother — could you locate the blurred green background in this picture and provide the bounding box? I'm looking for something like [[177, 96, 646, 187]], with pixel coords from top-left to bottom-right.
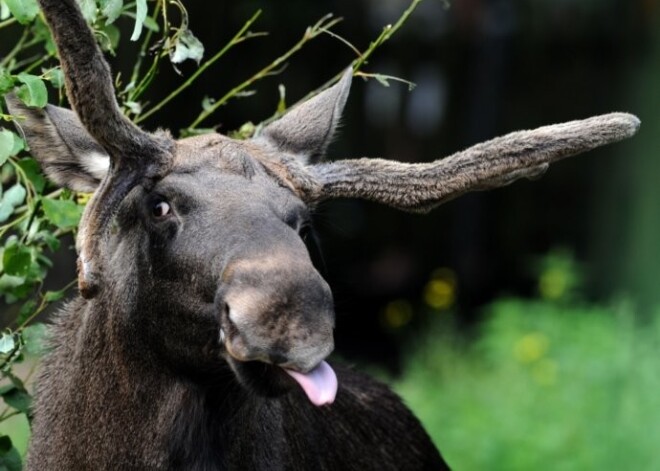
[[2, 0, 660, 469]]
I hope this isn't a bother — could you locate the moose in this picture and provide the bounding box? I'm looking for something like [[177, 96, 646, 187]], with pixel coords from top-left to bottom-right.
[[5, 0, 639, 469]]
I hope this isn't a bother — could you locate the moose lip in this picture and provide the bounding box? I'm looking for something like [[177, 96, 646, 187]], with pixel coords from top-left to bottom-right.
[[220, 330, 337, 406]]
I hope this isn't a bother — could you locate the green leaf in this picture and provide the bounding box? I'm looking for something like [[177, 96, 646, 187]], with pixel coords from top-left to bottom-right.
[[0, 2, 10, 20], [100, 23, 121, 51], [0, 436, 11, 454], [76, 0, 97, 23], [1, 387, 31, 414], [0, 447, 22, 471], [201, 96, 215, 112], [16, 158, 45, 193], [0, 333, 15, 354], [0, 129, 15, 166], [374, 74, 391, 87], [16, 299, 37, 325], [124, 100, 142, 115], [37, 231, 60, 252], [170, 29, 205, 64], [3, 244, 32, 277], [0, 201, 13, 224], [44, 289, 65, 302], [42, 198, 83, 229], [16, 73, 48, 108], [4, 0, 38, 25], [22, 323, 47, 356], [0, 436, 21, 471], [277, 84, 287, 114], [130, 0, 147, 41], [10, 133, 24, 156], [99, 0, 122, 24], [3, 184, 26, 207], [0, 182, 26, 222], [43, 67, 64, 89], [0, 275, 25, 292], [142, 15, 159, 32], [0, 69, 15, 94]]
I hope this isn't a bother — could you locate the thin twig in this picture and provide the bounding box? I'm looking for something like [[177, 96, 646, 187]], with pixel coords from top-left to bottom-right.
[[136, 10, 264, 124], [353, 0, 423, 71], [0, 29, 29, 69], [187, 14, 342, 130], [126, 0, 163, 96], [258, 0, 424, 129], [0, 17, 17, 30]]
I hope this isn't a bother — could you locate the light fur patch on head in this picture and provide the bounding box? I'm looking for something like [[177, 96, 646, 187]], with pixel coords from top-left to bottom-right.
[[81, 150, 110, 181]]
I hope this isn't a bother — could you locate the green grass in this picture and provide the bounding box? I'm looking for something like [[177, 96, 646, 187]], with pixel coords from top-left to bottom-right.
[[395, 299, 660, 470]]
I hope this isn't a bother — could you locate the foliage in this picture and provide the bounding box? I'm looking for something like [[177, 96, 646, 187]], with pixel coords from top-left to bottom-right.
[[395, 277, 660, 470], [0, 0, 428, 464]]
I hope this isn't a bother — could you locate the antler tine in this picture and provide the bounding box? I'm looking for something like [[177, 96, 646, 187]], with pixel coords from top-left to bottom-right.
[[307, 113, 640, 212], [37, 0, 172, 169]]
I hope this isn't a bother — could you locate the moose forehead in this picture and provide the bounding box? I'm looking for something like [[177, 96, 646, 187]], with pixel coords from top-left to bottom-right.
[[154, 133, 308, 216]]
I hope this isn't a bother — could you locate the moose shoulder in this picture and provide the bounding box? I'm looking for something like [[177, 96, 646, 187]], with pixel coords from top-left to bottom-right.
[[6, 0, 639, 469]]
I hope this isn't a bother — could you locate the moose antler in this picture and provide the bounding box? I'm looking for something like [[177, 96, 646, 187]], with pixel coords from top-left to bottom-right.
[[306, 112, 639, 211], [35, 0, 174, 298]]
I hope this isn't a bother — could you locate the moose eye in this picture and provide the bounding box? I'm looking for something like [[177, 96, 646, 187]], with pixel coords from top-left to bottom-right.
[[151, 200, 171, 218]]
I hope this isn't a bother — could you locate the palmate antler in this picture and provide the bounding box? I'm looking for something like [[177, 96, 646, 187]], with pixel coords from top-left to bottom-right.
[[306, 112, 640, 211], [35, 0, 174, 298]]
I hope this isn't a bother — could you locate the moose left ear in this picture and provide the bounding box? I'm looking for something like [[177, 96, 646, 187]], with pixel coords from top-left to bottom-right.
[[256, 68, 352, 163]]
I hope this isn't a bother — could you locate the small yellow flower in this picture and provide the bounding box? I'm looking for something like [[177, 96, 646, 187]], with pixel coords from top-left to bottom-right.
[[514, 332, 549, 364], [75, 192, 93, 205], [382, 300, 413, 329], [423, 268, 456, 310]]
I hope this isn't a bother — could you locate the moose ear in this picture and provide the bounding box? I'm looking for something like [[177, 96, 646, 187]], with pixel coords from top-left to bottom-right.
[[257, 69, 352, 163], [5, 94, 109, 192]]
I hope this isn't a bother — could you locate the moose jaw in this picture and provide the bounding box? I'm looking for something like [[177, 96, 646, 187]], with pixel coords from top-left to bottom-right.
[[5, 0, 640, 469]]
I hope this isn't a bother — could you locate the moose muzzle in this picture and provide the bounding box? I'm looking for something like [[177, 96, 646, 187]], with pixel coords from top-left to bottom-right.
[[217, 252, 337, 405]]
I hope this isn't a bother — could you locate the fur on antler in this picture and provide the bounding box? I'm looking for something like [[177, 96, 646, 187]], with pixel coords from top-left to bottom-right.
[[256, 70, 639, 212], [305, 112, 640, 212]]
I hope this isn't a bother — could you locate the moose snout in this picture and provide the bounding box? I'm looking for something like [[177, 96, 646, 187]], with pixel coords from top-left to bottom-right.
[[216, 255, 335, 373]]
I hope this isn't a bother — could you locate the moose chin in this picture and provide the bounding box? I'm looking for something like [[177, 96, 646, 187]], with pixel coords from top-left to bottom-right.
[[5, 0, 639, 470]]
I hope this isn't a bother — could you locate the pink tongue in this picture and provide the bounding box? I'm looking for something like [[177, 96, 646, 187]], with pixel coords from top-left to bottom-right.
[[284, 361, 338, 406]]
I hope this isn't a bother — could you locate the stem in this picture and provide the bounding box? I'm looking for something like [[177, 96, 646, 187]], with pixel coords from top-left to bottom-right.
[[125, 0, 163, 101], [136, 10, 263, 124], [0, 29, 29, 69], [259, 0, 424, 128], [15, 279, 77, 329], [187, 13, 341, 130], [13, 52, 50, 73], [0, 410, 20, 423], [0, 17, 17, 30], [353, 0, 423, 71]]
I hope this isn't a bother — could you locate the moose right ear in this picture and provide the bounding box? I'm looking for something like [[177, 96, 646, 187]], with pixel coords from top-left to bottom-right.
[[256, 69, 353, 164], [5, 94, 109, 192]]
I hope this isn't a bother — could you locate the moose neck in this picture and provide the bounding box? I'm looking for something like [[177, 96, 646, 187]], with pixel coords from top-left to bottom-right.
[[37, 292, 258, 469]]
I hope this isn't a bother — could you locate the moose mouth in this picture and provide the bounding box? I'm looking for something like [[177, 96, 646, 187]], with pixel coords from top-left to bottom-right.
[[220, 330, 338, 407]]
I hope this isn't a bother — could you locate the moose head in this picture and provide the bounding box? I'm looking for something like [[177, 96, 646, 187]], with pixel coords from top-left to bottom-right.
[[6, 0, 640, 408]]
